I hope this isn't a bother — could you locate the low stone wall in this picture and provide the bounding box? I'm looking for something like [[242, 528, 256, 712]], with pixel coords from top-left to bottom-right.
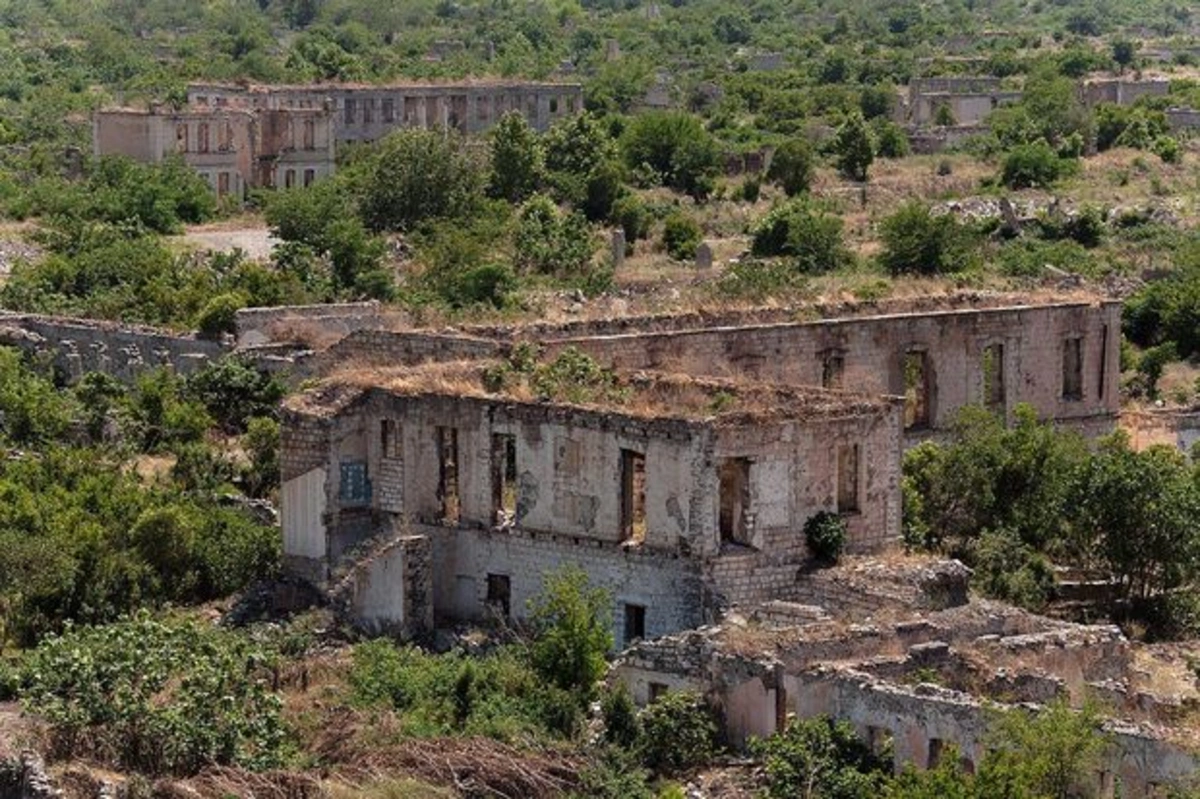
[[234, 301, 404, 348], [0, 312, 228, 382]]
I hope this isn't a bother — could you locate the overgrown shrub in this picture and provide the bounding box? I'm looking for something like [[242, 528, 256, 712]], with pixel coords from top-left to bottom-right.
[[750, 199, 849, 273], [1001, 141, 1070, 189], [878, 202, 975, 275], [637, 691, 718, 775], [16, 614, 285, 776], [766, 139, 814, 196], [804, 510, 847, 564], [662, 213, 702, 260], [750, 717, 889, 799], [528, 565, 613, 697]]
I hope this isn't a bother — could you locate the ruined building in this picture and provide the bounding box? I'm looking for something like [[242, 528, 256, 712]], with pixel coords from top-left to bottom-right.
[[93, 104, 336, 199], [186, 79, 584, 139], [278, 294, 1122, 641]]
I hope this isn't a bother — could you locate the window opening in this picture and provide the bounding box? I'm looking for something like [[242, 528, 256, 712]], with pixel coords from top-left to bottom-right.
[[437, 426, 460, 524], [821, 350, 845, 389], [486, 573, 511, 618], [903, 350, 931, 429], [339, 461, 370, 505], [491, 433, 517, 525], [624, 603, 646, 646], [837, 444, 860, 513], [718, 458, 752, 545], [620, 449, 646, 544], [983, 343, 1005, 412], [1062, 337, 1083, 400]]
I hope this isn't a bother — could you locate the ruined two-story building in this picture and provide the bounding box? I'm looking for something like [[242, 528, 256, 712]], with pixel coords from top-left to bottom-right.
[[186, 79, 584, 140], [93, 103, 336, 199], [278, 295, 1122, 642]]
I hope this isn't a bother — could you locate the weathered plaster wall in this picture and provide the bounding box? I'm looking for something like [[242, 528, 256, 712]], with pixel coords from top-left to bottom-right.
[[0, 312, 228, 382], [538, 302, 1121, 436]]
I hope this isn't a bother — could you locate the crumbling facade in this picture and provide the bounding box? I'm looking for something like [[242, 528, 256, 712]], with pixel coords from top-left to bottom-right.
[[899, 77, 1022, 127], [93, 104, 336, 199], [280, 296, 1123, 444], [281, 365, 902, 642], [187, 80, 584, 139], [613, 558, 1200, 797]]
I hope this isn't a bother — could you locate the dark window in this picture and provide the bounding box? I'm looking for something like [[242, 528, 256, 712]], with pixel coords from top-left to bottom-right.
[[1098, 325, 1108, 400], [719, 458, 752, 545], [648, 682, 668, 702], [437, 426, 460, 524], [217, 171, 229, 196], [344, 99, 356, 124], [928, 738, 945, 769], [363, 98, 374, 124], [381, 419, 400, 459], [1062, 337, 1083, 400], [549, 97, 559, 114], [624, 603, 646, 645], [175, 124, 188, 152], [382, 97, 395, 122], [491, 433, 517, 525], [198, 122, 210, 153], [303, 168, 315, 187], [486, 573, 511, 618], [983, 343, 1005, 412], [339, 461, 371, 504], [903, 350, 931, 429], [821, 350, 845, 389], [620, 449, 646, 544], [302, 119, 315, 149], [837, 444, 859, 513], [284, 169, 296, 188]]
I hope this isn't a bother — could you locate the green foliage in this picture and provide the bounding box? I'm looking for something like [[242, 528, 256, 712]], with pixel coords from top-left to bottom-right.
[[804, 510, 848, 564], [1123, 245, 1200, 358], [621, 111, 721, 198], [751, 716, 890, 799], [16, 614, 284, 776], [611, 194, 652, 249], [348, 639, 583, 741], [357, 128, 483, 232], [902, 405, 1087, 556], [514, 194, 596, 277], [1095, 105, 1169, 151], [750, 199, 849, 274], [971, 529, 1056, 611], [185, 358, 285, 434], [767, 139, 815, 196], [1069, 436, 1200, 604], [195, 291, 246, 339], [488, 111, 545, 203], [244, 416, 281, 499], [528, 564, 613, 697], [873, 121, 911, 158], [637, 691, 718, 775], [1000, 141, 1071, 189], [833, 111, 874, 182], [662, 213, 702, 261], [980, 699, 1110, 799], [878, 202, 974, 276], [600, 683, 640, 749], [0, 348, 77, 446]]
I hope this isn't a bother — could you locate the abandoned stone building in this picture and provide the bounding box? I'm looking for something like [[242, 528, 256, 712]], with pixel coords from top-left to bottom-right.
[[281, 362, 903, 642], [613, 558, 1200, 797], [899, 76, 1023, 127], [277, 295, 1122, 445], [186, 79, 584, 139], [92, 103, 336, 198]]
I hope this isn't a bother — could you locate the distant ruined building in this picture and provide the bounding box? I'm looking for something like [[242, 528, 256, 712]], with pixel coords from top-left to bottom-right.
[[93, 79, 584, 199]]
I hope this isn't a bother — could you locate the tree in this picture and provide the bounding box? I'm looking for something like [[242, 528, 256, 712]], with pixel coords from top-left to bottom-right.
[[357, 128, 483, 231], [979, 699, 1110, 799], [751, 199, 850, 273], [488, 110, 544, 203], [1112, 38, 1136, 71], [621, 111, 720, 197], [662, 213, 702, 260], [833, 111, 874, 182], [514, 194, 596, 276], [1068, 436, 1200, 604], [750, 717, 890, 799], [1000, 141, 1067, 189], [767, 139, 815, 196], [878, 202, 974, 276], [527, 565, 613, 697]]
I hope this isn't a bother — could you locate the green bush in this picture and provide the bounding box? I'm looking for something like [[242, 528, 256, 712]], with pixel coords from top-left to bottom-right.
[[750, 199, 849, 273], [16, 614, 285, 776], [1000, 141, 1069, 189], [637, 691, 718, 775], [195, 292, 246, 339], [662, 213, 702, 261], [528, 564, 613, 697], [971, 529, 1056, 610], [804, 510, 847, 564], [878, 202, 975, 276], [514, 194, 596, 277], [610, 194, 652, 249], [357, 128, 484, 232], [185, 358, 285, 433], [766, 139, 815, 196], [621, 111, 720, 198], [750, 717, 889, 799]]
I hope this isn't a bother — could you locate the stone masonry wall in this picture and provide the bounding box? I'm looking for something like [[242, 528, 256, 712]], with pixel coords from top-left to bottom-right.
[[539, 302, 1122, 435], [0, 312, 229, 382]]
